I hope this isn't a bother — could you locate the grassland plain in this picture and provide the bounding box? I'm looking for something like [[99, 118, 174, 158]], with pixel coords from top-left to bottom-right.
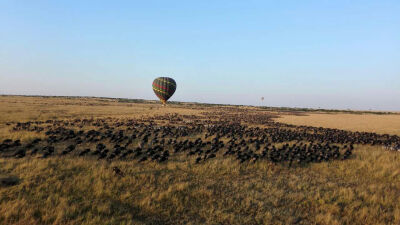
[[1, 96, 400, 225], [277, 113, 400, 136]]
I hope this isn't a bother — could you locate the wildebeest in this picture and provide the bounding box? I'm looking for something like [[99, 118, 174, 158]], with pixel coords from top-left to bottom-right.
[[1, 109, 399, 166]]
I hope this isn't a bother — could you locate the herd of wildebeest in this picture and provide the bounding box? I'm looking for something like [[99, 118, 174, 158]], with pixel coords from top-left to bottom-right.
[[1, 108, 400, 171]]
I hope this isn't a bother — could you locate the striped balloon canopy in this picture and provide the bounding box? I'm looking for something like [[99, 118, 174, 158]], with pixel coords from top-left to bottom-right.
[[152, 77, 177, 104]]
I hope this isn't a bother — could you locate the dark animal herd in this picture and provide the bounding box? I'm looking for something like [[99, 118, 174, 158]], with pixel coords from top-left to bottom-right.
[[1, 109, 400, 168]]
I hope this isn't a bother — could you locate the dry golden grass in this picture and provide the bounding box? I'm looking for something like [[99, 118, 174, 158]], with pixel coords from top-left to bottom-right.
[[0, 96, 202, 142], [0, 96, 202, 123], [1, 146, 400, 225], [1, 96, 400, 225], [277, 113, 400, 136]]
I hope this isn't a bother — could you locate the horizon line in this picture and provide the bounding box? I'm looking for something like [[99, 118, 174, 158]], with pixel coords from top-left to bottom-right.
[[1, 94, 399, 114]]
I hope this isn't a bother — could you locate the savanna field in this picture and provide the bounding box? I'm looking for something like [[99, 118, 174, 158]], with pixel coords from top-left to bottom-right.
[[1, 96, 400, 225]]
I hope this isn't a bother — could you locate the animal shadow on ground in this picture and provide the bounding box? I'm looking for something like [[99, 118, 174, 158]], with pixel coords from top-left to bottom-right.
[[0, 175, 20, 187]]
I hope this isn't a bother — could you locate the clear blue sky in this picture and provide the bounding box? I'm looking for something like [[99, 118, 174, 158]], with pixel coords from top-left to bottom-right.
[[1, 0, 399, 110]]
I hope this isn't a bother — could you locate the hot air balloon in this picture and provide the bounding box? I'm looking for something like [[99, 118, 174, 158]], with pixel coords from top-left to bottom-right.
[[261, 97, 264, 101], [152, 77, 177, 105]]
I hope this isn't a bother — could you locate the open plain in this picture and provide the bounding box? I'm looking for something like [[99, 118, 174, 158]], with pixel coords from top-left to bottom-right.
[[1, 96, 400, 225]]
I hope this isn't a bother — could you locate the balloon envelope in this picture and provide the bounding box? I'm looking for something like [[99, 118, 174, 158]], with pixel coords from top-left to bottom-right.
[[152, 77, 177, 104]]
